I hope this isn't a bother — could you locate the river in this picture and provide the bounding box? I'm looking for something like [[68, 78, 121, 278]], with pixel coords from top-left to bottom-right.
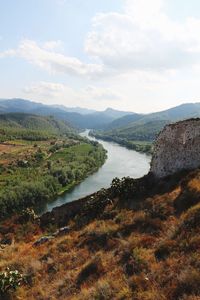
[[39, 130, 151, 214]]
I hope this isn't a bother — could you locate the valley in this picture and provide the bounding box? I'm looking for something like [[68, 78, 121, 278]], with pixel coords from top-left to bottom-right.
[[40, 130, 150, 214], [1, 154, 200, 300], [0, 115, 107, 219], [2, 1, 200, 298], [3, 99, 200, 156], [1, 101, 200, 300]]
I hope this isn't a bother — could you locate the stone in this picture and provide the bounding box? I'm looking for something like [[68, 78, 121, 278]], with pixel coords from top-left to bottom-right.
[[151, 119, 200, 178], [52, 226, 70, 237], [33, 236, 54, 247], [0, 236, 12, 245]]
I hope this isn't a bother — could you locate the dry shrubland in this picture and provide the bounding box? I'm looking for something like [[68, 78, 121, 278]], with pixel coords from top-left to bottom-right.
[[0, 170, 200, 299]]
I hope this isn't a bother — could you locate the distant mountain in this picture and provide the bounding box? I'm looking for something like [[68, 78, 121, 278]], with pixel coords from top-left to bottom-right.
[[0, 112, 75, 135], [135, 103, 200, 125], [105, 113, 144, 130], [0, 99, 132, 129], [0, 99, 42, 113], [101, 107, 133, 119], [2, 99, 200, 135], [104, 103, 200, 131], [93, 103, 200, 147], [52, 105, 96, 115]]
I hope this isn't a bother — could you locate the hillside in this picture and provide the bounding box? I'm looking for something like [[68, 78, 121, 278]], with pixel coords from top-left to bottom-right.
[[105, 113, 143, 130], [92, 103, 200, 153], [0, 113, 74, 134], [106, 103, 200, 131], [0, 99, 132, 129], [90, 120, 169, 154], [95, 120, 169, 142], [0, 113, 76, 142], [1, 168, 200, 299]]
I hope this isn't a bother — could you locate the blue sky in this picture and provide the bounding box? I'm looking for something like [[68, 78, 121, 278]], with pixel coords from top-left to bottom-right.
[[1, 0, 200, 112]]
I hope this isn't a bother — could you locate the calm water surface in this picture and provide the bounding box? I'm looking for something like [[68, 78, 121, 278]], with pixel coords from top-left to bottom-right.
[[39, 130, 151, 214]]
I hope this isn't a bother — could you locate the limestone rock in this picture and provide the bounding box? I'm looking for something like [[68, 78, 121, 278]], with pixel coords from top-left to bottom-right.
[[151, 119, 200, 178]]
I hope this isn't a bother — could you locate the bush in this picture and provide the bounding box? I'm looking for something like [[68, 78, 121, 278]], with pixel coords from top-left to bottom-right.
[[18, 208, 37, 223], [0, 268, 23, 296], [120, 247, 148, 276], [174, 268, 200, 298], [77, 256, 104, 286]]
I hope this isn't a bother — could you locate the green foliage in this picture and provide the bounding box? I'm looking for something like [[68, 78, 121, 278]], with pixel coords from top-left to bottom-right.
[[90, 131, 154, 154], [0, 177, 59, 218], [0, 139, 106, 219], [90, 119, 172, 154], [0, 112, 107, 219], [0, 113, 75, 142], [0, 268, 23, 294], [19, 208, 37, 223]]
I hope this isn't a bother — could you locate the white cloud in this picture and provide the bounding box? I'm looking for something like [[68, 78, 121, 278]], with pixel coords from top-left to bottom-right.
[[84, 85, 120, 101], [42, 40, 64, 51], [3, 0, 200, 113], [85, 0, 200, 72], [23, 81, 121, 109], [0, 49, 16, 58], [17, 39, 104, 77], [3, 1, 200, 77], [23, 81, 66, 98]]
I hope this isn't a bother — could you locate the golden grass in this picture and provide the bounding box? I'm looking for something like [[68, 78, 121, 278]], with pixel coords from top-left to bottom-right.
[[1, 169, 200, 299]]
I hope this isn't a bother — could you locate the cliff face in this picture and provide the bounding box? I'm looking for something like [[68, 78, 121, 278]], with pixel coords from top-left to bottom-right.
[[150, 118, 200, 178]]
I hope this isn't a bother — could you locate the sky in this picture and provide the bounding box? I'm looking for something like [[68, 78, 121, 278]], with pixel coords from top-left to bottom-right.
[[1, 0, 200, 113]]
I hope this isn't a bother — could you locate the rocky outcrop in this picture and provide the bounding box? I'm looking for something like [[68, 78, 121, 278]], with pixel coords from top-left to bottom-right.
[[151, 118, 200, 178]]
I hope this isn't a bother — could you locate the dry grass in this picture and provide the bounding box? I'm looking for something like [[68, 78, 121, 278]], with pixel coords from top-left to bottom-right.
[[1, 169, 200, 299]]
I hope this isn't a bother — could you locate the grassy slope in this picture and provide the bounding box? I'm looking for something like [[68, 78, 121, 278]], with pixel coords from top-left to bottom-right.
[[1, 169, 200, 299]]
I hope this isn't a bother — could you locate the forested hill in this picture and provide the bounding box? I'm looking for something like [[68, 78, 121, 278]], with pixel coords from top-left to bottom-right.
[[106, 102, 200, 131], [0, 113, 75, 134]]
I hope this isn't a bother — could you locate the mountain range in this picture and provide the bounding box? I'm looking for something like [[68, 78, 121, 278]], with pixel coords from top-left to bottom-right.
[[96, 102, 200, 144], [0, 99, 132, 129], [1, 99, 200, 142]]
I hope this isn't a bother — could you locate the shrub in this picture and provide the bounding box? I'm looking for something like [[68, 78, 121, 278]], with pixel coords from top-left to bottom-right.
[[18, 208, 37, 223], [0, 268, 23, 296], [174, 268, 200, 298], [93, 280, 113, 300], [155, 240, 177, 261], [76, 256, 104, 286], [120, 247, 148, 276]]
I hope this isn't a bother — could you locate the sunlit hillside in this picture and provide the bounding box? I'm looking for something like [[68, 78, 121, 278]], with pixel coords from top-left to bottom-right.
[[0, 169, 200, 299]]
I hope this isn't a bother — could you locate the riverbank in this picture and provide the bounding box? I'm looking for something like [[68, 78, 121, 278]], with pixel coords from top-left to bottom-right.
[[89, 131, 153, 155], [40, 130, 150, 214], [0, 135, 107, 220], [56, 162, 107, 196]]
